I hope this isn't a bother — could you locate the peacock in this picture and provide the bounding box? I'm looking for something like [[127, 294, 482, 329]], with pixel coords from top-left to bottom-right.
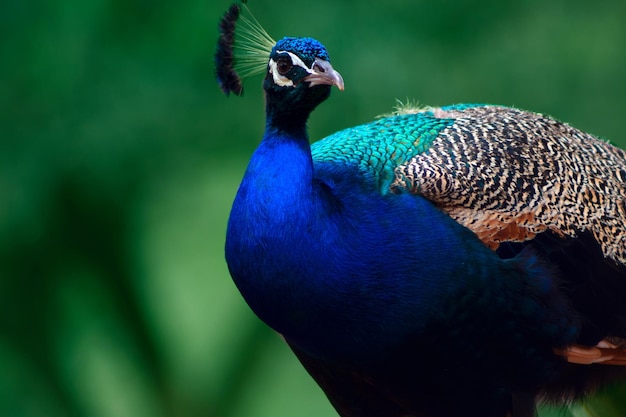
[[216, 2, 626, 417]]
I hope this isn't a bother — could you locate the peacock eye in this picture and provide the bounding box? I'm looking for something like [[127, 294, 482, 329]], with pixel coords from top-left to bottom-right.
[[276, 56, 293, 75]]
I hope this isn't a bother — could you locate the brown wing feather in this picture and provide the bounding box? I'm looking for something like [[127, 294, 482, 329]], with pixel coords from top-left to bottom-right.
[[391, 106, 626, 265]]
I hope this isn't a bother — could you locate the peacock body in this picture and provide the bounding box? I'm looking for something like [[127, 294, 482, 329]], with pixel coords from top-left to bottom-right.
[[217, 3, 626, 417]]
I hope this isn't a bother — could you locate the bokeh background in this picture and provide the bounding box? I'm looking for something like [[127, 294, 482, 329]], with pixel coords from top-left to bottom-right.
[[2, 0, 626, 416]]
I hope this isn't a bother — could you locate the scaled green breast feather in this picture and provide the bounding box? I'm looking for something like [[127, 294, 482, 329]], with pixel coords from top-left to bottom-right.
[[311, 110, 454, 193]]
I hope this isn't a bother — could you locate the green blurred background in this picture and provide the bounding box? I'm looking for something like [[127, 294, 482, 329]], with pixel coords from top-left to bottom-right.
[[1, 0, 625, 416]]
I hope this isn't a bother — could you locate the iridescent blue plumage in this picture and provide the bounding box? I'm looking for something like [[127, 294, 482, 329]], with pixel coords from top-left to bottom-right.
[[274, 37, 330, 64], [218, 5, 626, 417]]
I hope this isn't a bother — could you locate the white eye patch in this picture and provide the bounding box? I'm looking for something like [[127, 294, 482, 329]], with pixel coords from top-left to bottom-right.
[[268, 50, 313, 87]]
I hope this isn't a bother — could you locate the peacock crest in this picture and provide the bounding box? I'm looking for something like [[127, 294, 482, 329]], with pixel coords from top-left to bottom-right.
[[215, 0, 275, 96]]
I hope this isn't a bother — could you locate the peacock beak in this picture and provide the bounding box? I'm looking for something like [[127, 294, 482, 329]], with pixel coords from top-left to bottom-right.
[[304, 58, 345, 91]]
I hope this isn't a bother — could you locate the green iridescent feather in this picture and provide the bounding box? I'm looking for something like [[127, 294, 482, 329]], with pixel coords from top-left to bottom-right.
[[311, 111, 453, 194]]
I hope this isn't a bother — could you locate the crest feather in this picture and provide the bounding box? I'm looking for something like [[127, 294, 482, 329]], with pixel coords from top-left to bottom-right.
[[215, 1, 275, 96]]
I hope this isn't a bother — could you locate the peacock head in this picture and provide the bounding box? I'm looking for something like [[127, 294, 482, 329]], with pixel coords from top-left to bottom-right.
[[264, 37, 344, 118], [216, 2, 343, 120]]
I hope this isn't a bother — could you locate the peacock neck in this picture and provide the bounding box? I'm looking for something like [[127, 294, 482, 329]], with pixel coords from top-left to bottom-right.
[[229, 113, 318, 239], [264, 119, 309, 146], [265, 101, 312, 138], [261, 114, 314, 181], [226, 112, 328, 337]]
